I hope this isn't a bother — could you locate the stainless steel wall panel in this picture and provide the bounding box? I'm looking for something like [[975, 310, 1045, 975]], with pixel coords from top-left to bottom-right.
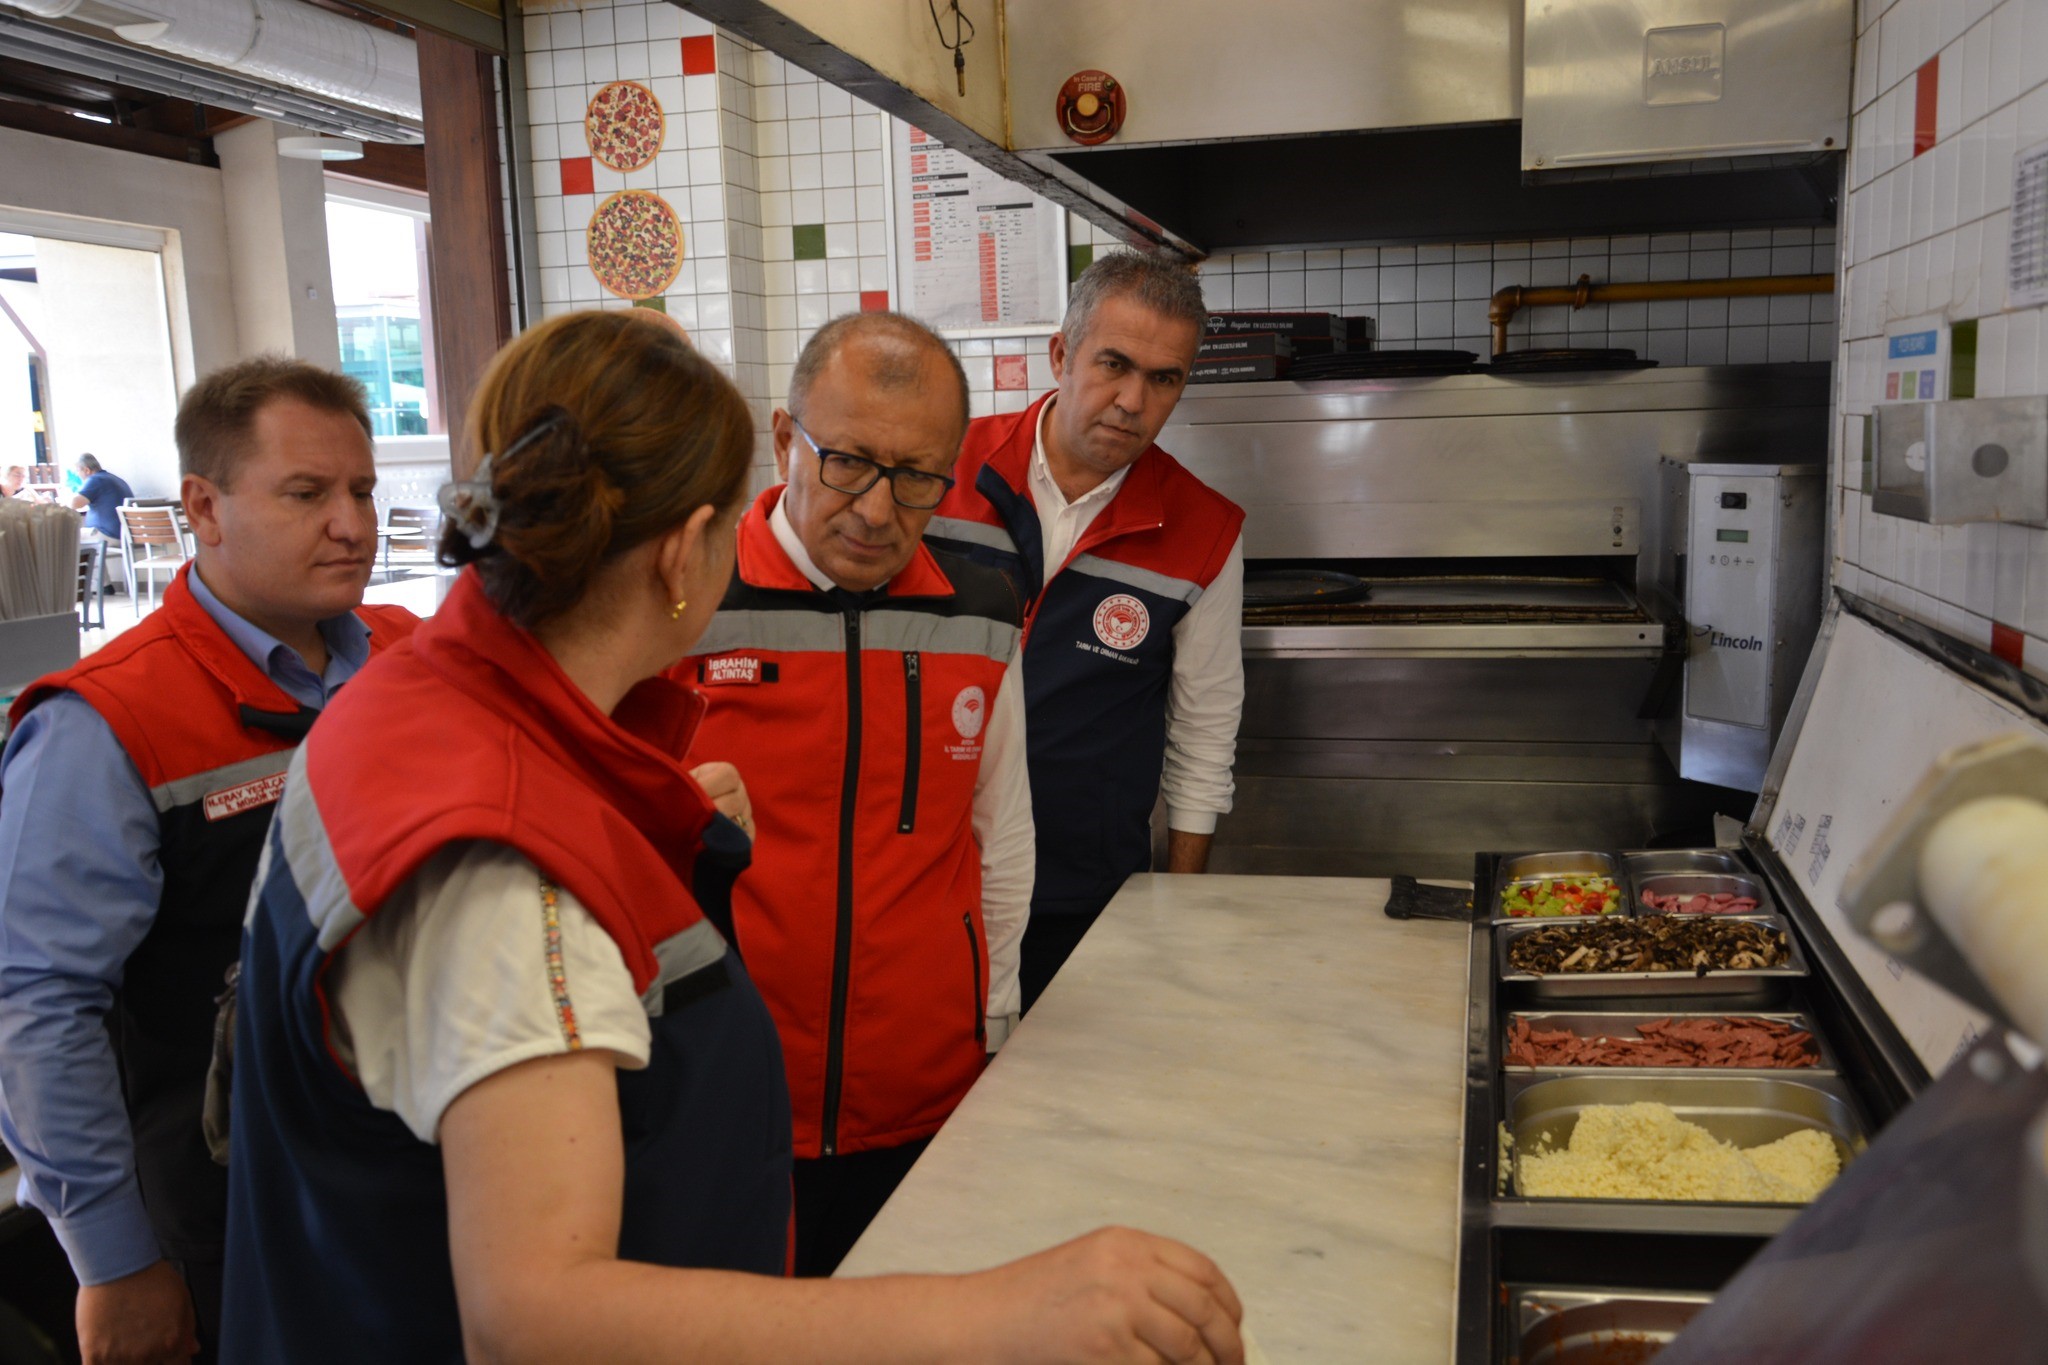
[[1523, 0, 1853, 172], [1005, 0, 1522, 152], [1241, 656, 1664, 745], [1209, 772, 1728, 880], [1159, 365, 1832, 573]]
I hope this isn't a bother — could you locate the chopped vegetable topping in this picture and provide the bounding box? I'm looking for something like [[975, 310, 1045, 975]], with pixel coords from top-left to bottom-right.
[[1500, 876, 1623, 918]]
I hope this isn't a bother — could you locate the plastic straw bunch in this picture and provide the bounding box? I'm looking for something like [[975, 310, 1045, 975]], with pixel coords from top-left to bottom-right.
[[0, 500, 83, 622]]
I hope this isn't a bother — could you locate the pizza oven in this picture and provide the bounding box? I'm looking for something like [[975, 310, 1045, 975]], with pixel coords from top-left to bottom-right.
[[1152, 362, 1831, 878]]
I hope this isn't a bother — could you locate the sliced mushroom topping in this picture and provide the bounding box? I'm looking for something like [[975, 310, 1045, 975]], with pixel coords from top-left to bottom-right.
[[1506, 916, 1791, 976]]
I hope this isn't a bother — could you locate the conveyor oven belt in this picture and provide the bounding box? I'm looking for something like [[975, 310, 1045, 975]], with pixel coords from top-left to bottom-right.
[[1243, 573, 1670, 659]]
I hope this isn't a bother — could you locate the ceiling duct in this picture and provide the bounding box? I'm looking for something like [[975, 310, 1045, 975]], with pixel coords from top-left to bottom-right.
[[0, 0, 419, 121], [0, 8, 420, 140]]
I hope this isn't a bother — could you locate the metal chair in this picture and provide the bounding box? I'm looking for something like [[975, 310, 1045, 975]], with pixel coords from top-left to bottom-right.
[[381, 505, 441, 574], [76, 539, 105, 630], [118, 504, 189, 614]]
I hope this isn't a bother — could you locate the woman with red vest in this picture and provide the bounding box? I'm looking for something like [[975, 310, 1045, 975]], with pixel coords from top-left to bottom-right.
[[221, 309, 1245, 1364]]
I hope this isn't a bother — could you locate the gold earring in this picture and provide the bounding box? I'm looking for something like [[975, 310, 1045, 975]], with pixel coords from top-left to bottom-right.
[[669, 598, 688, 620]]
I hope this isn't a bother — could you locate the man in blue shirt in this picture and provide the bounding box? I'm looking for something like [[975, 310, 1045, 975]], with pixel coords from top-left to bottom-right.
[[0, 360, 417, 1365], [68, 453, 134, 539]]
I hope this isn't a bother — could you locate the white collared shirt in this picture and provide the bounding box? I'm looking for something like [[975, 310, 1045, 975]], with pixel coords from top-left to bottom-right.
[[768, 493, 1031, 1045], [1016, 399, 1244, 835]]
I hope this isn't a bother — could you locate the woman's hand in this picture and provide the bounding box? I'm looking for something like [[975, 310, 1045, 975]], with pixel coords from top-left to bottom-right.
[[690, 761, 754, 838], [968, 1226, 1245, 1365]]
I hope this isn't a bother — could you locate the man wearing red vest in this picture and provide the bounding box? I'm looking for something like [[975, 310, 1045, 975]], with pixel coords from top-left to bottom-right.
[[0, 358, 416, 1365], [678, 313, 1031, 1275], [928, 253, 1246, 1009]]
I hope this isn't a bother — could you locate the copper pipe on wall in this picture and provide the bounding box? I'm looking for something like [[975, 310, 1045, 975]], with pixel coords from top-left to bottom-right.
[[1488, 273, 1835, 356]]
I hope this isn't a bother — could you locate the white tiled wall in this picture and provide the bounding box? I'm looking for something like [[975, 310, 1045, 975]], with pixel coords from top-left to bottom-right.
[[1833, 0, 2048, 679], [521, 0, 730, 334], [520, 7, 1850, 485], [1197, 234, 1839, 364]]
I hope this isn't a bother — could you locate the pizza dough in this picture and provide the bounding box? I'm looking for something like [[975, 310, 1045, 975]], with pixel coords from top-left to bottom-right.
[[585, 79, 664, 171], [585, 190, 685, 300]]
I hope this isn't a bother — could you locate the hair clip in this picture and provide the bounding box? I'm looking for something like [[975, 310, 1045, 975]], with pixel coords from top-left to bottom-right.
[[438, 452, 501, 550], [436, 415, 564, 551]]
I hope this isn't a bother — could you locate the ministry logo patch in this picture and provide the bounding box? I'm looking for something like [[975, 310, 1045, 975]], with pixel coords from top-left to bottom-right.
[[1092, 594, 1150, 650]]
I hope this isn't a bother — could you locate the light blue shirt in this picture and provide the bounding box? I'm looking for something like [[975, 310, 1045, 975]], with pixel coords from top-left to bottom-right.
[[0, 568, 371, 1283]]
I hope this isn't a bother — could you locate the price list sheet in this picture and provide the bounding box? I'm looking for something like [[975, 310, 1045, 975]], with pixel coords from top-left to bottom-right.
[[892, 123, 1065, 331]]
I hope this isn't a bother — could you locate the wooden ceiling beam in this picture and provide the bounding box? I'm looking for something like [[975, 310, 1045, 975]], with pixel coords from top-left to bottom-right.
[[328, 139, 428, 195], [0, 94, 214, 164]]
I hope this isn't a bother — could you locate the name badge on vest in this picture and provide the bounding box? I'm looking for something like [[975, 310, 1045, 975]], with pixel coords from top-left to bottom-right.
[[204, 772, 289, 822], [700, 655, 777, 686]]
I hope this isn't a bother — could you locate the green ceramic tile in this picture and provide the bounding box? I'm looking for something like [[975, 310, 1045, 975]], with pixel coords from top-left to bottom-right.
[[792, 224, 827, 261], [633, 295, 668, 313], [1951, 317, 1977, 398], [1069, 243, 1095, 279]]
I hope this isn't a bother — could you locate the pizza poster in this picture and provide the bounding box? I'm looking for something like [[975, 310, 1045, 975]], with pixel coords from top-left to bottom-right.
[[891, 124, 1066, 331]]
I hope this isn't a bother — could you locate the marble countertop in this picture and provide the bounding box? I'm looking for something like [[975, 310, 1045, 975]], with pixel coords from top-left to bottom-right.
[[837, 874, 1472, 1362]]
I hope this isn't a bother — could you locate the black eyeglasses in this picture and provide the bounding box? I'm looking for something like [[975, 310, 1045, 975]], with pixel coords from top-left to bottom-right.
[[791, 420, 956, 510]]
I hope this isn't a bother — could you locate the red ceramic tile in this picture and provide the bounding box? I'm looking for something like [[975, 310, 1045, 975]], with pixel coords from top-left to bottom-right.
[[993, 355, 1029, 391], [560, 156, 594, 196], [1914, 56, 1938, 157], [859, 290, 889, 313], [1992, 621, 2025, 667], [682, 36, 716, 76]]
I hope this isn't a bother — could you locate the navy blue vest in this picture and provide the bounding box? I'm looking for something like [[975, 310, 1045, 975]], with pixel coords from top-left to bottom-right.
[[939, 466, 1202, 917], [221, 822, 791, 1363]]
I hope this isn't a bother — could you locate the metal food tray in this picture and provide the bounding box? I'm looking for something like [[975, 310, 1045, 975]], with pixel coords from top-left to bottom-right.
[[1634, 870, 1775, 917], [1503, 1010, 1838, 1076], [1505, 1074, 1866, 1204], [1509, 1286, 1714, 1365], [1492, 850, 1633, 925], [1495, 914, 1809, 1002], [1622, 848, 1749, 879]]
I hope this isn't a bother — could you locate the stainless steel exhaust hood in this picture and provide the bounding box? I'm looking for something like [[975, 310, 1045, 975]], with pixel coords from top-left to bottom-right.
[[685, 0, 1851, 257]]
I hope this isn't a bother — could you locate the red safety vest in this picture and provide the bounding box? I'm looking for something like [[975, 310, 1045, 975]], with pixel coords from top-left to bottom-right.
[[677, 487, 1024, 1157], [5, 562, 417, 1259], [927, 394, 1244, 916], [302, 568, 730, 990], [223, 568, 790, 1360]]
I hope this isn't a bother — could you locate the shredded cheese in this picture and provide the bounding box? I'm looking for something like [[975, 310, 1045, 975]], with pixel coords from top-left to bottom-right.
[[1518, 1101, 1840, 1203]]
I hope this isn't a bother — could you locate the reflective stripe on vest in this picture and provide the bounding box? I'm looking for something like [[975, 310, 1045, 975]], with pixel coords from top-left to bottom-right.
[[695, 609, 1019, 664], [1065, 552, 1207, 607], [924, 515, 1021, 555], [149, 749, 296, 818]]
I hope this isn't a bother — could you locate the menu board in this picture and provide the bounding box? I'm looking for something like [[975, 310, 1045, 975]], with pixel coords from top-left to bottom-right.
[[891, 123, 1066, 332], [2009, 137, 2048, 310]]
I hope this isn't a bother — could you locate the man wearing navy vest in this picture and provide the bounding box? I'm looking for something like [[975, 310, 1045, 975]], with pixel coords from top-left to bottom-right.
[[930, 252, 1246, 1009], [0, 359, 417, 1364]]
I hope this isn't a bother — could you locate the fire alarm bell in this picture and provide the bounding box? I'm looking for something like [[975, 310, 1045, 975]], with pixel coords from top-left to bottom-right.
[[1055, 70, 1126, 146]]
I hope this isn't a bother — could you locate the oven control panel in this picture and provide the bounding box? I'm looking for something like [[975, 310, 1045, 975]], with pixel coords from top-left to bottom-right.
[[1687, 471, 1776, 728], [1657, 459, 1825, 792]]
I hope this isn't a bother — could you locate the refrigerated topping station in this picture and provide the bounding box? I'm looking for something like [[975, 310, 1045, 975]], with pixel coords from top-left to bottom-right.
[[844, 599, 2048, 1364]]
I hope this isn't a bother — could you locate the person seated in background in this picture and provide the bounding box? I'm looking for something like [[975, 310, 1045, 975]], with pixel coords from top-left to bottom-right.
[[222, 308, 1244, 1365], [2, 465, 31, 499], [0, 359, 416, 1365], [69, 453, 134, 540], [677, 312, 1032, 1276]]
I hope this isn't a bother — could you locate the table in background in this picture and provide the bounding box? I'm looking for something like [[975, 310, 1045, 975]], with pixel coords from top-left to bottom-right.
[[363, 570, 457, 619], [837, 873, 1471, 1363]]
